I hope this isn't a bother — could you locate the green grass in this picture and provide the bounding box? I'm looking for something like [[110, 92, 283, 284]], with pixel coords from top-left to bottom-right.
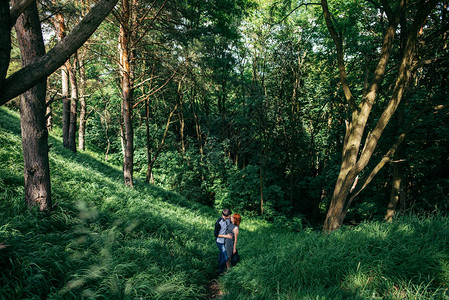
[[0, 107, 218, 299], [1, 106, 449, 299], [220, 217, 449, 299]]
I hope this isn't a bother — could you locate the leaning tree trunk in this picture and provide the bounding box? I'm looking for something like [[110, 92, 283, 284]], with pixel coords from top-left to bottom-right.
[[322, 0, 439, 231], [14, 0, 52, 211]]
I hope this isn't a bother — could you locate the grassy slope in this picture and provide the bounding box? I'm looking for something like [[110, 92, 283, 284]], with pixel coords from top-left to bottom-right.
[[222, 218, 449, 299], [1, 107, 449, 299], [0, 107, 219, 299]]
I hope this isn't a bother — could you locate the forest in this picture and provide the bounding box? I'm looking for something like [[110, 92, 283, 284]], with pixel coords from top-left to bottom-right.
[[1, 0, 448, 298]]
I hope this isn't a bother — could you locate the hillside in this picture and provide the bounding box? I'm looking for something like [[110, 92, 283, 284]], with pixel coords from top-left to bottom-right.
[[0, 107, 220, 298], [1, 107, 449, 299]]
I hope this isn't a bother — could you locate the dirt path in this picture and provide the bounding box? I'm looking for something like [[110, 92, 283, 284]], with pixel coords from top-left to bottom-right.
[[207, 279, 223, 299]]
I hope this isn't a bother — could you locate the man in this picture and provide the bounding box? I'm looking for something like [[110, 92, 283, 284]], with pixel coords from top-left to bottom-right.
[[216, 208, 231, 274]]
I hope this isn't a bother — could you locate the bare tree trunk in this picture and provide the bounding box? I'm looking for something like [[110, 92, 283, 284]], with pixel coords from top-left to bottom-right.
[[78, 62, 86, 151], [78, 0, 90, 151], [119, 0, 134, 187], [385, 161, 402, 222], [14, 0, 52, 211], [68, 57, 78, 153], [145, 95, 153, 183], [52, 11, 71, 149]]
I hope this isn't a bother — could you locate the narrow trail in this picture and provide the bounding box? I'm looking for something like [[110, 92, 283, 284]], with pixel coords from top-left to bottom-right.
[[207, 279, 223, 299]]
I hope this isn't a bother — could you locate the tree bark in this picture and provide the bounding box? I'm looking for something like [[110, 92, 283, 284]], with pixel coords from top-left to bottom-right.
[[78, 0, 89, 151], [385, 160, 403, 222], [0, 0, 119, 106], [14, 0, 52, 211], [52, 10, 71, 149], [67, 58, 78, 153], [145, 94, 153, 183], [62, 65, 70, 148], [119, 0, 134, 187], [0, 2, 10, 92], [78, 48, 87, 151], [9, 0, 34, 28]]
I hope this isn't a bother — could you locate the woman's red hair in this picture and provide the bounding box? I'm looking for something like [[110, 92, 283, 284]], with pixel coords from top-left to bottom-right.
[[233, 213, 241, 226]]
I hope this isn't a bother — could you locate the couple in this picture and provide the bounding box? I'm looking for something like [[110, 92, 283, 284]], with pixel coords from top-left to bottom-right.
[[216, 208, 241, 274]]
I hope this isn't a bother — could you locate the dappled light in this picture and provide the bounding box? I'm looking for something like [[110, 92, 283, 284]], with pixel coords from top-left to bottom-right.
[[1, 0, 448, 298]]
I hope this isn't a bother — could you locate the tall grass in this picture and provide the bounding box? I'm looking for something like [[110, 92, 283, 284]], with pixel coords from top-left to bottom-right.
[[1, 106, 449, 299], [220, 216, 449, 299], [0, 107, 219, 299]]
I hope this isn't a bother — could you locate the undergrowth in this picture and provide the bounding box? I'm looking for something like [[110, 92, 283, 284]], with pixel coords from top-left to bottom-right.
[[0, 107, 218, 299], [220, 216, 449, 299], [1, 107, 449, 299]]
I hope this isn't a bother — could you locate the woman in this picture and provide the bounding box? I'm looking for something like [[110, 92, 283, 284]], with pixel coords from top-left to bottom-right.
[[218, 213, 241, 269]]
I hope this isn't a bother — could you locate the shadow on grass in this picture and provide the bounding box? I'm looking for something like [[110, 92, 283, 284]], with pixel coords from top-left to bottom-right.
[[220, 217, 449, 299], [0, 107, 223, 299]]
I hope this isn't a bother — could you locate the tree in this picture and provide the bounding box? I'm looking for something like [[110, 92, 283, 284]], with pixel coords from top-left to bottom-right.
[[0, 0, 119, 106], [1, 0, 118, 210], [14, 0, 52, 210], [321, 0, 441, 231]]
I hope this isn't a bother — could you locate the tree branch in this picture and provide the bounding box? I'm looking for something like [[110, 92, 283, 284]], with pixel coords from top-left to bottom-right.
[[0, 0, 118, 106], [269, 2, 322, 27], [320, 0, 357, 110]]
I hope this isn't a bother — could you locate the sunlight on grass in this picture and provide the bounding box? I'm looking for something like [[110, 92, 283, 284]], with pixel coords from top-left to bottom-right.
[[1, 107, 448, 299]]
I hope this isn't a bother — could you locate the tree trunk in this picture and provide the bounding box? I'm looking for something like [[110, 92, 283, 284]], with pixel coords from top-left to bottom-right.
[[78, 1, 89, 151], [178, 82, 185, 156], [145, 95, 153, 183], [67, 58, 78, 153], [385, 161, 403, 222], [179, 107, 186, 156], [260, 154, 265, 215], [52, 11, 71, 149], [119, 0, 134, 187], [14, 0, 52, 211], [191, 87, 204, 160], [78, 51, 87, 151], [62, 65, 70, 148], [322, 0, 438, 231]]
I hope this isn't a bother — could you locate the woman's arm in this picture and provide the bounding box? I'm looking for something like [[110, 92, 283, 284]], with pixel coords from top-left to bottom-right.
[[218, 234, 232, 239], [232, 227, 239, 254]]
